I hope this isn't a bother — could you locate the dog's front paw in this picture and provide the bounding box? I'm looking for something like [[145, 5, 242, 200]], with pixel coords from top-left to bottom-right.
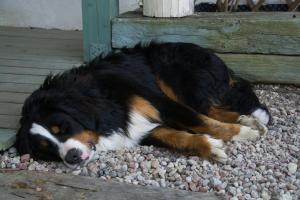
[[205, 135, 228, 163], [238, 115, 268, 136]]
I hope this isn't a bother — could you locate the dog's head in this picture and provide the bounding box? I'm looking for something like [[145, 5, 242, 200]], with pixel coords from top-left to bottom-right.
[[16, 75, 100, 168]]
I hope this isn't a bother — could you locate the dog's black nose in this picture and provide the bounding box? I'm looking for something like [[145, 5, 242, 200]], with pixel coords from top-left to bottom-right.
[[65, 148, 82, 164]]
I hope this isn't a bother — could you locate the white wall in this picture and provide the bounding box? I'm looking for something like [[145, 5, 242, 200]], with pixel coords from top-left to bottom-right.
[[0, 0, 140, 30]]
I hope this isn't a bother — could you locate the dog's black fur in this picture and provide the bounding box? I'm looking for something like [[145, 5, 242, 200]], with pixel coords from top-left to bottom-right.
[[16, 42, 269, 163]]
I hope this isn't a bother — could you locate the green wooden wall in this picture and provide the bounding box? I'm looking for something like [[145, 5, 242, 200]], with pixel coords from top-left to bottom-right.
[[111, 11, 300, 85]]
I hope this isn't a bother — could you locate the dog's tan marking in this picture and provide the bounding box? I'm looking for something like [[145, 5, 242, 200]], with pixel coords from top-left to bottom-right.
[[157, 78, 179, 102], [192, 115, 260, 142], [193, 115, 242, 141], [229, 77, 237, 87], [40, 140, 49, 147], [73, 131, 99, 146], [207, 106, 240, 123], [151, 127, 227, 161], [51, 126, 60, 134], [130, 96, 161, 121]]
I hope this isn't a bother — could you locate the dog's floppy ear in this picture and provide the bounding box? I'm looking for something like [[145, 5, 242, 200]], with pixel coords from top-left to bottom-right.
[[57, 102, 100, 131], [15, 117, 33, 156]]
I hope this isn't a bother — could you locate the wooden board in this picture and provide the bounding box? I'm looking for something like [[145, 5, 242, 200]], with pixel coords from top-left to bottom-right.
[[112, 11, 300, 55], [219, 54, 300, 85], [0, 26, 83, 150], [0, 83, 40, 93], [0, 171, 218, 200], [0, 115, 20, 130], [0, 26, 82, 40], [0, 59, 79, 70], [0, 129, 16, 151], [0, 66, 62, 76]]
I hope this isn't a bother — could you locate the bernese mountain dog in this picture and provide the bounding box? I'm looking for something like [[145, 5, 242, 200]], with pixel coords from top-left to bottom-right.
[[16, 42, 270, 168]]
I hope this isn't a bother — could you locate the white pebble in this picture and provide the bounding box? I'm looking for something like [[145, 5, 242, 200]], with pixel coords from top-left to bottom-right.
[[287, 163, 297, 174]]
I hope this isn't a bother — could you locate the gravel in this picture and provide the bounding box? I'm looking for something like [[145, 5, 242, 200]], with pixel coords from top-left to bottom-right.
[[1, 84, 299, 199]]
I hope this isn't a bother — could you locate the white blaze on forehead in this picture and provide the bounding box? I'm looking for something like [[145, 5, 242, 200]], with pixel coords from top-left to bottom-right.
[[97, 111, 159, 151], [30, 123, 60, 146]]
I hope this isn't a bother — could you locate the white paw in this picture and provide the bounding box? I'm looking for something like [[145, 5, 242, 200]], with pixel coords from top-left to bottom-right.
[[238, 115, 268, 135], [205, 135, 228, 163], [251, 108, 270, 125], [232, 126, 260, 141]]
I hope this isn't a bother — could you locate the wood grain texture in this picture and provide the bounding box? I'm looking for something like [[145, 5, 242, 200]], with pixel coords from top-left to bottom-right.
[[218, 54, 300, 85], [0, 171, 218, 200], [0, 83, 39, 93], [0, 115, 20, 129], [0, 26, 83, 149], [0, 129, 16, 151], [112, 11, 300, 55]]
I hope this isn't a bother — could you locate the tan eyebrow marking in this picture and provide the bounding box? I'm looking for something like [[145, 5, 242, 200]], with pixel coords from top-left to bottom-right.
[[51, 126, 60, 134]]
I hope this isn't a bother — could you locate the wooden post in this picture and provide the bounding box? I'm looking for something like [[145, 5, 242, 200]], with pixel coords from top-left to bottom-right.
[[82, 0, 119, 62]]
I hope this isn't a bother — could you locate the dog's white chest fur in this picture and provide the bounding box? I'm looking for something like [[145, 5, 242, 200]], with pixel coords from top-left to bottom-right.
[[96, 112, 159, 151]]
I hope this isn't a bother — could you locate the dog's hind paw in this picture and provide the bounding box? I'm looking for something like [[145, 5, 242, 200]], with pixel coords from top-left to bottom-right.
[[232, 126, 260, 142], [238, 115, 268, 136], [205, 135, 228, 163]]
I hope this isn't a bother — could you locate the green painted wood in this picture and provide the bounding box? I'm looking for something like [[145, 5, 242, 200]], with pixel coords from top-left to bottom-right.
[[0, 103, 22, 116], [82, 0, 119, 61], [112, 11, 300, 55], [0, 66, 62, 76], [218, 54, 300, 85], [0, 59, 78, 69], [0, 115, 20, 129], [0, 83, 39, 93], [0, 92, 29, 104], [0, 129, 16, 151], [0, 74, 45, 84]]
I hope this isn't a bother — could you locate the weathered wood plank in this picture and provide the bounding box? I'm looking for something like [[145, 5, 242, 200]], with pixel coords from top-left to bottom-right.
[[218, 54, 300, 85], [0, 59, 79, 69], [112, 11, 300, 55], [0, 52, 82, 64], [0, 74, 45, 84], [0, 47, 82, 58], [0, 103, 22, 116], [0, 35, 82, 50], [0, 115, 20, 129], [0, 171, 219, 200], [0, 26, 82, 40], [0, 92, 29, 104], [0, 83, 39, 93], [0, 129, 16, 151], [0, 66, 62, 76]]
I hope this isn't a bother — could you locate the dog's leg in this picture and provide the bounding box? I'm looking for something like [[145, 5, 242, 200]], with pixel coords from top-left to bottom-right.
[[206, 106, 268, 135], [142, 126, 228, 162], [191, 114, 263, 142], [207, 106, 241, 123], [130, 95, 266, 142]]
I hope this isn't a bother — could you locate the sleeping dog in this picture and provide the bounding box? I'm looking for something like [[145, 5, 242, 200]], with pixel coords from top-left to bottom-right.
[[16, 42, 270, 168]]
